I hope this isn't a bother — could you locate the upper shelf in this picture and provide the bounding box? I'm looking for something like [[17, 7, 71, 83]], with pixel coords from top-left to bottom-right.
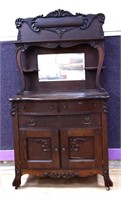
[[15, 9, 105, 44]]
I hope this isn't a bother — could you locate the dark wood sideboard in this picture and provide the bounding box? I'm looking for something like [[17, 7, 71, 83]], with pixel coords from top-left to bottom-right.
[[9, 9, 113, 189]]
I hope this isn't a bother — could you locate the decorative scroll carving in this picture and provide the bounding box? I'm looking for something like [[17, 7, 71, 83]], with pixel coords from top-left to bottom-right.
[[15, 9, 105, 35], [46, 9, 74, 18], [96, 13, 105, 24], [15, 18, 24, 28], [44, 172, 79, 179], [30, 11, 104, 33], [10, 103, 16, 116], [69, 137, 87, 151], [34, 138, 51, 152]]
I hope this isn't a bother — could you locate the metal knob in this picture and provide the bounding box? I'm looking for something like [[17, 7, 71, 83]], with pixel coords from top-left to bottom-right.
[[63, 105, 68, 110], [54, 147, 59, 152], [49, 105, 54, 110], [62, 147, 66, 151]]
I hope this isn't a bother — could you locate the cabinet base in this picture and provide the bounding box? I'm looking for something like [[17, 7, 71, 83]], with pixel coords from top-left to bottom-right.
[[12, 168, 113, 190]]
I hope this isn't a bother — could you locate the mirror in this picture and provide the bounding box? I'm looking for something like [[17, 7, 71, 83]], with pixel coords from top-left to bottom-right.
[[38, 53, 85, 82]]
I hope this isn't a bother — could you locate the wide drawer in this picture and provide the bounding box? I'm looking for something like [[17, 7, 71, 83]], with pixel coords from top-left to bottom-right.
[[18, 113, 101, 129], [18, 99, 101, 114]]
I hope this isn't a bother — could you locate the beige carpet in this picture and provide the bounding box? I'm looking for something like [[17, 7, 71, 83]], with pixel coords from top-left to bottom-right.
[[0, 166, 121, 200]]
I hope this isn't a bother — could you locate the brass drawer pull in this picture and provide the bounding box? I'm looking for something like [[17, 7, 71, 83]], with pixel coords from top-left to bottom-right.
[[28, 118, 37, 126], [83, 117, 92, 125]]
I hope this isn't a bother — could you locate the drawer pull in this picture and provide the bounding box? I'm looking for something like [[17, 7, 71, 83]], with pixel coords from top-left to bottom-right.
[[63, 105, 68, 110], [83, 117, 92, 125], [28, 118, 37, 126], [78, 101, 83, 105], [62, 147, 66, 152], [22, 105, 25, 110], [54, 147, 59, 152], [49, 105, 54, 110]]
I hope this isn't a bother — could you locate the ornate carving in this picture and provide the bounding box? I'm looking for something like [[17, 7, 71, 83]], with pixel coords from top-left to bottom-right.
[[97, 13, 105, 24], [31, 17, 42, 32], [44, 172, 79, 179], [10, 103, 16, 116], [49, 27, 73, 38], [15, 10, 105, 35], [30, 12, 100, 33], [46, 9, 74, 18], [15, 18, 24, 28], [34, 138, 51, 152], [69, 137, 87, 151]]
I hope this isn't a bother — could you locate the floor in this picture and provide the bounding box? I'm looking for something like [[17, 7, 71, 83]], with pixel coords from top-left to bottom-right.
[[0, 162, 121, 200]]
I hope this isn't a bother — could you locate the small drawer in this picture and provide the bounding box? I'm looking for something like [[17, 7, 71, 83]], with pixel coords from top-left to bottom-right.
[[18, 101, 58, 114], [60, 99, 101, 113]]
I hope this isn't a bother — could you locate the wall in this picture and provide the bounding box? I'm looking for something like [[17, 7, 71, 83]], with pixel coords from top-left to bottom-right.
[[0, 0, 121, 41], [0, 36, 120, 151], [0, 2, 121, 159]]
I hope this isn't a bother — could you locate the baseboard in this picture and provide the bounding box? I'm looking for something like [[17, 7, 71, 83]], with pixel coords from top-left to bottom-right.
[[0, 150, 14, 161], [0, 149, 121, 161]]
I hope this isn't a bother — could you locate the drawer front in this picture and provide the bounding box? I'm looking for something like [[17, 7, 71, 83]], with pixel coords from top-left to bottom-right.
[[60, 99, 101, 113], [19, 113, 101, 129], [18, 101, 58, 114], [18, 99, 101, 115]]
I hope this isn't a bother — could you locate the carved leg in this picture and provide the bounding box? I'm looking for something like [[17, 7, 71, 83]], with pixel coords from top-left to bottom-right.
[[12, 168, 21, 189], [103, 170, 113, 190]]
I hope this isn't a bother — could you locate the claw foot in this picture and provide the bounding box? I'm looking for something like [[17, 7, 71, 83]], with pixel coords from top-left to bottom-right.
[[12, 169, 21, 189], [103, 169, 113, 190]]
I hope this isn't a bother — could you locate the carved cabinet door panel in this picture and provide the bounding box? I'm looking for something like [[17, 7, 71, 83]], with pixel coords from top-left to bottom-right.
[[19, 129, 60, 169], [60, 128, 102, 169]]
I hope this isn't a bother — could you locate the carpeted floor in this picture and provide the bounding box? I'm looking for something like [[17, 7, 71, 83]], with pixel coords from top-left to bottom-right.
[[0, 165, 121, 200]]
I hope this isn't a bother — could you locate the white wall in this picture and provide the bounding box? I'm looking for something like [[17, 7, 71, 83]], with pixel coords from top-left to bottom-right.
[[0, 0, 121, 41]]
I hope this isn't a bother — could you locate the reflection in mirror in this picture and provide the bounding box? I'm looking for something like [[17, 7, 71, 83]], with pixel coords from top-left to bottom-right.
[[38, 53, 85, 82]]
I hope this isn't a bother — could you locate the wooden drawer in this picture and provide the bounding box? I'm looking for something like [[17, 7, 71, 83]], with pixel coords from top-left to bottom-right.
[[18, 101, 58, 114], [18, 99, 100, 115], [60, 99, 101, 113], [18, 113, 101, 129]]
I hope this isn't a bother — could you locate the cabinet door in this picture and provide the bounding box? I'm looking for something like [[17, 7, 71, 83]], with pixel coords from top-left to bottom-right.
[[20, 129, 60, 169], [60, 128, 102, 169]]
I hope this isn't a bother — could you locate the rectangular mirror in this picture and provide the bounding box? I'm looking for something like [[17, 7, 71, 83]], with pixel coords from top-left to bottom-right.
[[38, 53, 85, 82]]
